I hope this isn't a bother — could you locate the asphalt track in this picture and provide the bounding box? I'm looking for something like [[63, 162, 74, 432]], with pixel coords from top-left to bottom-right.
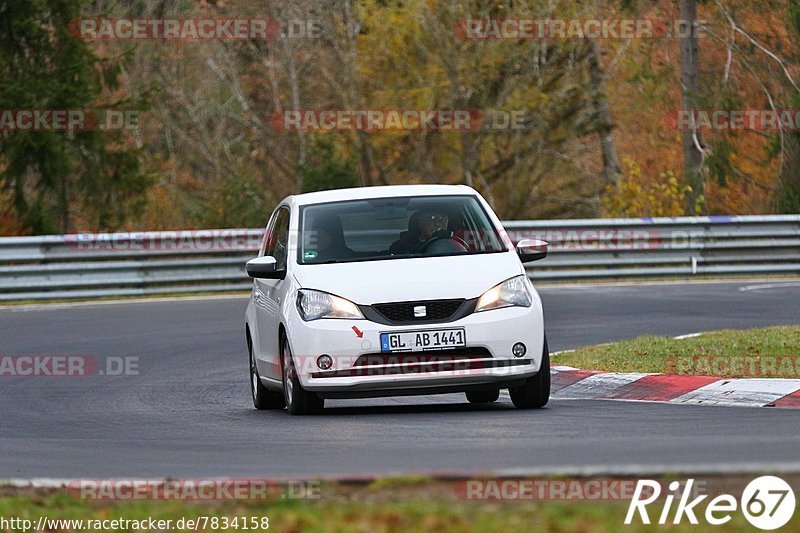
[[1, 280, 799, 479]]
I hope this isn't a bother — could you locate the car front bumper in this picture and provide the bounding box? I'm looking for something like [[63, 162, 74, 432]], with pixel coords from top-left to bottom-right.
[[285, 303, 545, 395]]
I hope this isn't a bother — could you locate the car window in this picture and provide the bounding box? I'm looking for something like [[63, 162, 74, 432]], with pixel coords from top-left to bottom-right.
[[298, 195, 506, 264], [263, 207, 290, 270]]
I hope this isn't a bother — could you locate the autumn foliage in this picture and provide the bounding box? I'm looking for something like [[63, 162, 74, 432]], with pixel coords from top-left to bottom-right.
[[1, 0, 798, 235]]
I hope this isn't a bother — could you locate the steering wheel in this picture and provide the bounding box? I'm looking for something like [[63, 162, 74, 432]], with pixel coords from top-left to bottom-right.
[[420, 230, 469, 253]]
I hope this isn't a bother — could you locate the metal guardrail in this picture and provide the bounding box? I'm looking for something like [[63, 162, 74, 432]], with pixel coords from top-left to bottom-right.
[[0, 216, 798, 301]]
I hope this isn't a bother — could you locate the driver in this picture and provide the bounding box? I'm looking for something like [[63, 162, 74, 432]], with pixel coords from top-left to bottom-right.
[[419, 211, 449, 241], [389, 209, 451, 254]]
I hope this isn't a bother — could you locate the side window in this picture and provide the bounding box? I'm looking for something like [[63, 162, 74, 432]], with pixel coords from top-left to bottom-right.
[[259, 216, 275, 257], [263, 208, 290, 271]]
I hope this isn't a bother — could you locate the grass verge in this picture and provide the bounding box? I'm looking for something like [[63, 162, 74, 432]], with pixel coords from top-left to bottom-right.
[[1, 477, 796, 532], [555, 325, 800, 377]]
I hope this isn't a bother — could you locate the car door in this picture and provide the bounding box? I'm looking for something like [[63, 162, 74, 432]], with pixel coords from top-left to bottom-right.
[[252, 206, 291, 381]]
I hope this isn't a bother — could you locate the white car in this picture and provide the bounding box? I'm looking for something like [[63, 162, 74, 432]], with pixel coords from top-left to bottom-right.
[[245, 184, 550, 415]]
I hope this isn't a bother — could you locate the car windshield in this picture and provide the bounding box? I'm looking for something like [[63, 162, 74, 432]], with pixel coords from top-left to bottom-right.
[[298, 195, 507, 264]]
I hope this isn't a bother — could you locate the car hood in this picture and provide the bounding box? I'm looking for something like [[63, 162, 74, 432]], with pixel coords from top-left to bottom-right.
[[292, 252, 523, 305]]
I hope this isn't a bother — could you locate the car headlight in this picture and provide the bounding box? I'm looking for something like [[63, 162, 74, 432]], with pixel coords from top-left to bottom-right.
[[475, 275, 532, 312], [296, 289, 364, 321]]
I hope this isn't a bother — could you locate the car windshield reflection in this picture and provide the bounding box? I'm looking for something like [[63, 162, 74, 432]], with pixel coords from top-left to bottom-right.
[[298, 195, 507, 265]]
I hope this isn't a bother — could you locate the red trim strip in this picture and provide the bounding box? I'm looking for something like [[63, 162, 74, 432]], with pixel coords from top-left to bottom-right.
[[551, 370, 602, 393], [772, 389, 800, 408], [607, 374, 721, 401]]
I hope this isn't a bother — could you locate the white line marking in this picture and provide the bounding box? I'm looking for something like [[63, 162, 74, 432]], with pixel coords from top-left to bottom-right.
[[673, 332, 703, 340], [739, 282, 800, 292], [493, 461, 800, 478], [2, 479, 70, 488], [554, 372, 651, 400], [536, 278, 800, 290], [671, 379, 800, 407]]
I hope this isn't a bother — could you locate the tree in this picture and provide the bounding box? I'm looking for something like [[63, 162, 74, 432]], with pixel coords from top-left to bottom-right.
[[587, 39, 621, 190], [298, 136, 359, 193], [680, 0, 706, 214], [351, 0, 606, 218], [775, 1, 800, 213], [0, 0, 148, 233]]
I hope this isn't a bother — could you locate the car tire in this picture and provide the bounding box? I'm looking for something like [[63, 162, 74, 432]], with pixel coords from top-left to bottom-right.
[[282, 338, 324, 415], [248, 333, 285, 410], [509, 336, 550, 409], [465, 390, 500, 403]]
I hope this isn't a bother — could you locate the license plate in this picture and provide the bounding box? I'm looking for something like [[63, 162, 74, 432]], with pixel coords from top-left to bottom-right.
[[380, 328, 466, 352]]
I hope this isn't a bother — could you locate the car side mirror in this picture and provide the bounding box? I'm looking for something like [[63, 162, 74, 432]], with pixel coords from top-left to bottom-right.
[[246, 256, 283, 279], [516, 239, 548, 263]]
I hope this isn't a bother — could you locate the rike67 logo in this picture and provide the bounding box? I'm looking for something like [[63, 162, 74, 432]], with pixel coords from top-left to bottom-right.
[[625, 476, 796, 530]]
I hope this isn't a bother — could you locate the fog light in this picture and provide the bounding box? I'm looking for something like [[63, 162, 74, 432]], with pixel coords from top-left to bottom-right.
[[316, 354, 333, 370], [512, 343, 527, 358]]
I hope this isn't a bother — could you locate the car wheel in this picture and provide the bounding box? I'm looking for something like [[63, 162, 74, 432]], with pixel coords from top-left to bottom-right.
[[248, 333, 285, 410], [282, 338, 324, 415], [509, 336, 550, 409], [465, 390, 500, 404]]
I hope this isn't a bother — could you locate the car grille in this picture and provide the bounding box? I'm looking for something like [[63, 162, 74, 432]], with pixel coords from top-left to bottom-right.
[[372, 299, 465, 324], [354, 347, 492, 367]]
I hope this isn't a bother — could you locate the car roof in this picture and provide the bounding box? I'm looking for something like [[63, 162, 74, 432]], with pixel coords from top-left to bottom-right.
[[286, 184, 477, 207]]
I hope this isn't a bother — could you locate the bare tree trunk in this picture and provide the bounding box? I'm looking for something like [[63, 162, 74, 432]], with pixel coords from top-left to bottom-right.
[[587, 40, 620, 189], [459, 132, 476, 188], [355, 131, 385, 186], [60, 175, 70, 233], [681, 0, 705, 214], [776, 130, 800, 212], [282, 40, 306, 193]]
